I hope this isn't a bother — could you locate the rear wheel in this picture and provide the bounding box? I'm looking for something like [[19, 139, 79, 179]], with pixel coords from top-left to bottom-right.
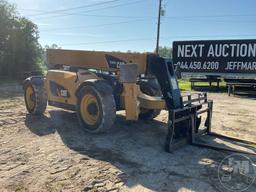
[[24, 81, 47, 115], [139, 80, 162, 120], [77, 83, 116, 133]]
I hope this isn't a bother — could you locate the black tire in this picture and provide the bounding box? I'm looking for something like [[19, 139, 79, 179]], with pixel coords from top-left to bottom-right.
[[76, 83, 116, 133], [139, 80, 162, 120], [24, 81, 47, 115]]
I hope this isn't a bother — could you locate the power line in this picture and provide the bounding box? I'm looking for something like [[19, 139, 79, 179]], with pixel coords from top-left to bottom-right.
[[164, 17, 256, 24], [165, 14, 256, 19], [40, 19, 151, 32], [59, 38, 154, 46], [58, 34, 256, 46], [20, 6, 256, 19], [34, 15, 256, 23], [22, 9, 256, 20], [163, 34, 256, 39], [20, 6, 256, 23], [37, 17, 256, 33], [53, 12, 152, 19], [39, 13, 152, 19], [31, 13, 256, 23], [26, 0, 145, 19], [20, 3, 256, 20], [39, 0, 144, 19], [26, 0, 122, 17]]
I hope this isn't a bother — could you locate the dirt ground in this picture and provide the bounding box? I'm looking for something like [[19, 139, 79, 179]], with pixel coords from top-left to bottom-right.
[[0, 83, 255, 192]]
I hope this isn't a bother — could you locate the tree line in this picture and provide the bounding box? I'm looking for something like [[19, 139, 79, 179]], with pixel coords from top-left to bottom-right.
[[0, 0, 45, 79]]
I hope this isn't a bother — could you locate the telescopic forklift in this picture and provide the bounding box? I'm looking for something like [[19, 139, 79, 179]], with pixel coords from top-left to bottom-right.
[[23, 49, 256, 154]]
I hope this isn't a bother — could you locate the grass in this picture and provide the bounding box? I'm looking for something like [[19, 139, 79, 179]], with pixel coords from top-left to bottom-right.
[[178, 79, 227, 92], [178, 79, 191, 91]]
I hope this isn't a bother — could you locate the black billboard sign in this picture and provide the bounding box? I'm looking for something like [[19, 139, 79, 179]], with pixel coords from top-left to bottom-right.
[[173, 40, 256, 74]]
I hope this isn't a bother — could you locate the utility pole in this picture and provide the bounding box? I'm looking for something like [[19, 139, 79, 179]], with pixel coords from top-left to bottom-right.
[[155, 0, 162, 54]]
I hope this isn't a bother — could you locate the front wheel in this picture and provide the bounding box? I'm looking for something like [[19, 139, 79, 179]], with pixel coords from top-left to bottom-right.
[[76, 83, 116, 133], [24, 79, 47, 115]]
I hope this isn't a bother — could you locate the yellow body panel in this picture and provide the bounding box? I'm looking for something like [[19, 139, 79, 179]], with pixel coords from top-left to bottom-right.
[[46, 70, 101, 106], [46, 70, 78, 105], [47, 49, 148, 74], [122, 83, 140, 120]]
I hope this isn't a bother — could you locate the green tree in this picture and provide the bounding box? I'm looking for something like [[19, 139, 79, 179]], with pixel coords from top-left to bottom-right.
[[158, 46, 172, 58], [0, 0, 43, 79], [44, 44, 61, 50]]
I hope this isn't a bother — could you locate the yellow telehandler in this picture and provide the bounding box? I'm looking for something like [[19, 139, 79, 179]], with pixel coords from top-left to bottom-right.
[[23, 49, 256, 154]]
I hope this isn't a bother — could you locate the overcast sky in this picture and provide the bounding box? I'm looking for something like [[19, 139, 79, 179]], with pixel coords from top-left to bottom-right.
[[8, 0, 256, 52]]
